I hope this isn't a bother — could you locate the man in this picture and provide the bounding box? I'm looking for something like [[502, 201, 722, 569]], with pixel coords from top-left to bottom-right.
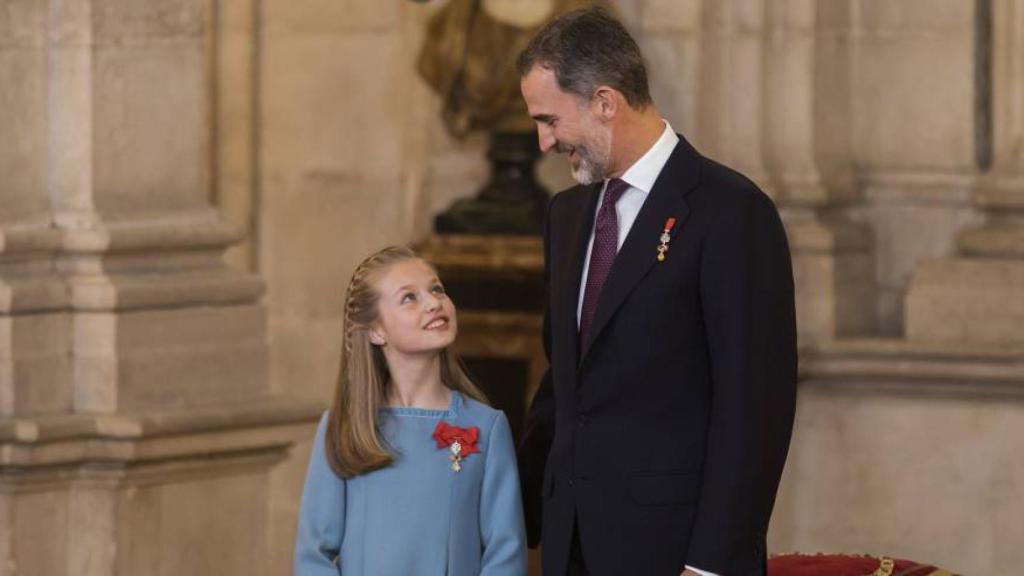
[[515, 7, 797, 576]]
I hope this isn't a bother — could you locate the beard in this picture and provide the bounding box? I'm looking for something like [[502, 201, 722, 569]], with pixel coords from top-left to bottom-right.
[[558, 121, 612, 186]]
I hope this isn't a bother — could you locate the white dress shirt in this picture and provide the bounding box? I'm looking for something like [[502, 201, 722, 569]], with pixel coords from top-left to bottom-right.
[[576, 120, 679, 325], [574, 121, 718, 576]]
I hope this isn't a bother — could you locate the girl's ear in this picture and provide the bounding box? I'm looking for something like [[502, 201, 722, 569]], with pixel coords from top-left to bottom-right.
[[369, 327, 387, 346]]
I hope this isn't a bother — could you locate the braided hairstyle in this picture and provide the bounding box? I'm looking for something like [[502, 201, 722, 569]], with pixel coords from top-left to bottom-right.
[[325, 246, 487, 478]]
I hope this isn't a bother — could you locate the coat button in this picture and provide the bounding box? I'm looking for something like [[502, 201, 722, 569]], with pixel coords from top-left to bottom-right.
[[577, 415, 589, 428], [568, 479, 575, 487]]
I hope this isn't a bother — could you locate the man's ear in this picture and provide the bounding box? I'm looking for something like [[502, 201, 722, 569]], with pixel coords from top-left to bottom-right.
[[369, 327, 387, 346], [592, 86, 619, 120]]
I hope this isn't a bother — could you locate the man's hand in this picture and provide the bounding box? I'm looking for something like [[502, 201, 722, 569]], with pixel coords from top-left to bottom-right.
[[680, 570, 700, 576]]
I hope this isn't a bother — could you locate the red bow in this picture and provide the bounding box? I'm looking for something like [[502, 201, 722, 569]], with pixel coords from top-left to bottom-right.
[[432, 421, 480, 456]]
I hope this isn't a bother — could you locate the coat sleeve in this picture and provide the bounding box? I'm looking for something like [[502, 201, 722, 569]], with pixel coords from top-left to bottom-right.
[[686, 188, 798, 573], [479, 412, 529, 575], [516, 192, 559, 548], [294, 412, 346, 576]]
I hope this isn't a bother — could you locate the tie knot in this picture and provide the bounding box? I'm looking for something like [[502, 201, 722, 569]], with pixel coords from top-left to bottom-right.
[[602, 178, 629, 209]]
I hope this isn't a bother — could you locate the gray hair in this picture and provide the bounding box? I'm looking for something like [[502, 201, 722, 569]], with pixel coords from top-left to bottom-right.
[[516, 6, 653, 109]]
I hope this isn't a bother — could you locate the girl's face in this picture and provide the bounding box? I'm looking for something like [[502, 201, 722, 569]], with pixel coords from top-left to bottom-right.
[[369, 259, 457, 356]]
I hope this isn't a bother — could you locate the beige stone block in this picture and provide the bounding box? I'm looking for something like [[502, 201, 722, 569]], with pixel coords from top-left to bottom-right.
[[114, 481, 162, 575], [116, 472, 269, 576], [93, 0, 207, 42], [854, 184, 981, 333], [855, 0, 974, 31], [763, 18, 822, 202], [117, 338, 267, 410], [696, 10, 768, 182], [47, 0, 91, 46], [12, 489, 70, 575], [0, 491, 12, 573], [216, 0, 257, 273], [641, 34, 701, 137], [263, 323, 328, 396], [262, 0, 400, 36], [0, 47, 48, 223], [261, 172, 406, 318], [116, 303, 265, 349], [609, 0, 642, 30], [0, 316, 9, 415], [71, 305, 268, 413], [93, 44, 209, 215], [68, 485, 116, 576], [47, 44, 95, 217], [267, 426, 317, 576], [702, 0, 765, 32], [773, 0, 815, 30], [906, 258, 1024, 344], [772, 382, 1024, 575], [791, 249, 874, 340], [3, 313, 72, 416], [853, 34, 974, 170], [260, 34, 405, 178], [0, 0, 46, 45], [73, 312, 118, 413], [731, 0, 766, 31], [114, 305, 268, 410], [640, 0, 702, 32], [268, 316, 341, 401]]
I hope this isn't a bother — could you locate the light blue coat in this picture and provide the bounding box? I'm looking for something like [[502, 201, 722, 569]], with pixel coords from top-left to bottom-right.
[[294, 392, 527, 575]]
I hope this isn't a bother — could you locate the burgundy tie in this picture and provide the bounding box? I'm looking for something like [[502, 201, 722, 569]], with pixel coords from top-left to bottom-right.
[[579, 178, 629, 345]]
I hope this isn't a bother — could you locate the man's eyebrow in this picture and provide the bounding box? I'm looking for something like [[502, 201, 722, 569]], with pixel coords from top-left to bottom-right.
[[531, 113, 557, 123]]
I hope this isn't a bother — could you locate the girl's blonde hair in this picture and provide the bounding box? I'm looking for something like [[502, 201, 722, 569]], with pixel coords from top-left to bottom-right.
[[325, 246, 487, 478]]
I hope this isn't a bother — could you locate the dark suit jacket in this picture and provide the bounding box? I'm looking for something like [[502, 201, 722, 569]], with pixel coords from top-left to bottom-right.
[[517, 135, 797, 576]]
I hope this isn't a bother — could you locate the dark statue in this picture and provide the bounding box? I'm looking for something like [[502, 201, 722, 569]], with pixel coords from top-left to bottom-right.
[[412, 0, 591, 235]]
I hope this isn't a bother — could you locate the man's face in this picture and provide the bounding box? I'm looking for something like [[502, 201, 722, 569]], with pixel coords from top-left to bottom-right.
[[521, 66, 612, 185]]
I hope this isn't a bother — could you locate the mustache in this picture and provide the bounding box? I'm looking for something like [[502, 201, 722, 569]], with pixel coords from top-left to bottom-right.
[[554, 142, 575, 154]]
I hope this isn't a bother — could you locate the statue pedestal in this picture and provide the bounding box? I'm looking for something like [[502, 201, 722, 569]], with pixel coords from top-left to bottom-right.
[[434, 132, 549, 236]]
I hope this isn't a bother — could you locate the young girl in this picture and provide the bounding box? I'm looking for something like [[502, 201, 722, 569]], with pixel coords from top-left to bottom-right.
[[294, 246, 527, 575]]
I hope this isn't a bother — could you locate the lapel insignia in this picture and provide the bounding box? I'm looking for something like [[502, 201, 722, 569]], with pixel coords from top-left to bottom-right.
[[656, 217, 677, 262]]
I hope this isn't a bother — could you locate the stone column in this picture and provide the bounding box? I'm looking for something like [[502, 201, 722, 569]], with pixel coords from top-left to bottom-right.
[[905, 0, 1024, 344], [0, 1, 318, 574], [763, 0, 874, 341], [697, 0, 772, 187], [696, 0, 873, 342]]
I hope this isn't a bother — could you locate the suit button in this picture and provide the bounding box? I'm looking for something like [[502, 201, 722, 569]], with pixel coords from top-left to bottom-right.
[[577, 415, 589, 428], [568, 479, 575, 487]]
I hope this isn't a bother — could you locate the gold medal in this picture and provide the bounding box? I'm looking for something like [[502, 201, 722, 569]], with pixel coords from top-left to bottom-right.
[[657, 217, 677, 262]]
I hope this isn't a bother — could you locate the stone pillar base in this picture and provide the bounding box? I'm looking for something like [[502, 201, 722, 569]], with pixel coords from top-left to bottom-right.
[[905, 258, 1024, 344], [785, 212, 875, 341], [0, 396, 321, 576]]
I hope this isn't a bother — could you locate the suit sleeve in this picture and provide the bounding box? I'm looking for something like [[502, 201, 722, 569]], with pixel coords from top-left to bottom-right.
[[686, 189, 798, 573], [479, 412, 529, 575], [517, 192, 560, 548], [294, 412, 346, 575]]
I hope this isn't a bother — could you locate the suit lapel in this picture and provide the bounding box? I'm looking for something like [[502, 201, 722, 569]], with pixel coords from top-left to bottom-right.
[[578, 137, 702, 364], [562, 184, 601, 369]]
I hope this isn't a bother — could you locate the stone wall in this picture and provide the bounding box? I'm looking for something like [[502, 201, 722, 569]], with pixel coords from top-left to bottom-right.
[[251, 1, 1024, 574], [0, 0, 318, 574], [3, 0, 1022, 574]]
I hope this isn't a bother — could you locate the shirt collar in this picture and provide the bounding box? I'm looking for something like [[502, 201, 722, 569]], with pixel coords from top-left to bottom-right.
[[615, 121, 679, 194]]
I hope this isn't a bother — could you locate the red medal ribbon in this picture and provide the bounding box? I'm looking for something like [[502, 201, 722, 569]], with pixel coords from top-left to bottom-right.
[[432, 421, 481, 456]]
